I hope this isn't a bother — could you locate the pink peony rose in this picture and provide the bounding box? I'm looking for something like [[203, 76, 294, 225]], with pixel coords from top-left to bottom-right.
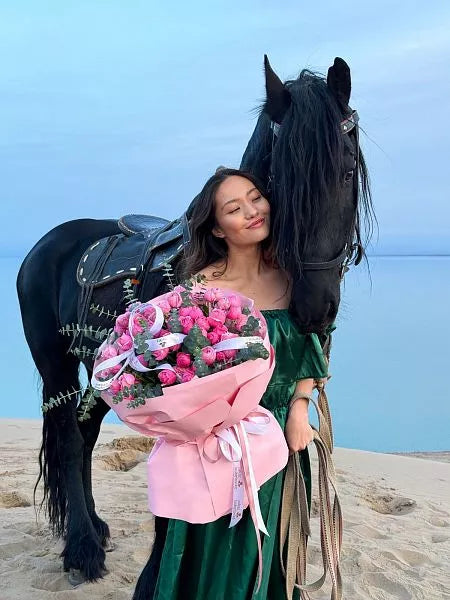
[[217, 297, 231, 311], [227, 305, 242, 320], [116, 333, 133, 352], [174, 366, 196, 383], [207, 330, 221, 345], [131, 314, 145, 336], [176, 352, 192, 368], [173, 285, 186, 293], [114, 312, 130, 335], [156, 299, 171, 315], [208, 308, 227, 326], [109, 379, 122, 395], [201, 346, 217, 365], [136, 354, 148, 368], [180, 315, 195, 334], [213, 323, 228, 336], [204, 288, 217, 303], [120, 372, 136, 389], [195, 315, 210, 331], [158, 369, 177, 386], [216, 351, 227, 362], [142, 306, 156, 323], [101, 345, 118, 360], [190, 306, 204, 320], [153, 347, 170, 361], [167, 292, 183, 308], [179, 306, 194, 317], [228, 295, 241, 307]]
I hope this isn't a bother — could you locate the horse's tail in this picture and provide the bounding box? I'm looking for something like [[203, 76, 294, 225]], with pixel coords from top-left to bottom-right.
[[17, 232, 82, 537]]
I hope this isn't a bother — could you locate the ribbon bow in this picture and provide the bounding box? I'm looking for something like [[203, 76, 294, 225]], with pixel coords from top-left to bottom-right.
[[203, 411, 271, 593]]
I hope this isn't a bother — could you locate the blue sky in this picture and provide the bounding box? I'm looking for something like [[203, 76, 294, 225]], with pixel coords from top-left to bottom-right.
[[2, 1, 449, 257]]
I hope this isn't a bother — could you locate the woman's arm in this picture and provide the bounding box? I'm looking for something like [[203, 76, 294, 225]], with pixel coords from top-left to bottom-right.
[[284, 378, 317, 454]]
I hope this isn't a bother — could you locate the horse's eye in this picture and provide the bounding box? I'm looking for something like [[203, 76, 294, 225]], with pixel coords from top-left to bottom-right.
[[344, 170, 354, 182]]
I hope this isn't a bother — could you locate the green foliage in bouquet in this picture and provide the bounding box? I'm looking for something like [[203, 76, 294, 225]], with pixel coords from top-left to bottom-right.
[[112, 382, 163, 409], [182, 324, 211, 357], [167, 309, 184, 333]]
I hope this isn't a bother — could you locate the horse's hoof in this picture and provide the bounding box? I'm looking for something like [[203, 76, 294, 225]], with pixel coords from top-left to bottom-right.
[[103, 538, 116, 553], [68, 568, 87, 587]]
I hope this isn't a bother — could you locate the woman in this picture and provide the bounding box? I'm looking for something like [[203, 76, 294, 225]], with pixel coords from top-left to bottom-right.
[[152, 168, 329, 599]]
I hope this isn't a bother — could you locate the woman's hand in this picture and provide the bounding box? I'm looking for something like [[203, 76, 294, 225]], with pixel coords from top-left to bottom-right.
[[285, 399, 314, 455]]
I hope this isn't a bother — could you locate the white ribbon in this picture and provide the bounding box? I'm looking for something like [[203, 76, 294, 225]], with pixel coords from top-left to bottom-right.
[[91, 301, 176, 391], [213, 414, 270, 534]]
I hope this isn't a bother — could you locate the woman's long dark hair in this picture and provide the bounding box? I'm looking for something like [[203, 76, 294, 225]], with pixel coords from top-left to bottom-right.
[[180, 168, 271, 279]]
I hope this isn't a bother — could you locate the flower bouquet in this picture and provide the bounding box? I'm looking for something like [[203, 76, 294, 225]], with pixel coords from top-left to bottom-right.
[[91, 277, 288, 591]]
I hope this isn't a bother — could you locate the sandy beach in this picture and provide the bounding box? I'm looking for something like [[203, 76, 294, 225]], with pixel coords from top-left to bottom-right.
[[0, 418, 448, 600]]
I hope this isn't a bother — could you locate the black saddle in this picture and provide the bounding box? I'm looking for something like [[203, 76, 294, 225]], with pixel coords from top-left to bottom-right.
[[76, 212, 191, 288]]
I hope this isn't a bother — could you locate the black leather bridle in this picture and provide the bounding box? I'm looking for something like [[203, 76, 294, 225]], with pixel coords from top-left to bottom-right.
[[269, 109, 362, 281]]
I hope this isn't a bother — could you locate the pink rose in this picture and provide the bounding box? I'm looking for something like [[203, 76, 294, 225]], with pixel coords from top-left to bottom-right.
[[120, 372, 136, 389], [207, 330, 221, 345], [204, 288, 217, 303], [116, 333, 133, 352], [176, 352, 192, 368], [98, 369, 112, 379], [213, 288, 224, 300], [217, 297, 231, 311], [190, 306, 204, 320], [109, 379, 121, 395], [228, 295, 241, 307], [167, 292, 183, 308], [114, 312, 130, 335], [201, 346, 217, 365], [110, 364, 122, 375], [208, 308, 227, 326], [173, 285, 186, 293], [216, 351, 227, 362], [227, 305, 242, 320], [156, 299, 171, 315], [213, 323, 228, 336], [136, 354, 148, 367], [180, 315, 194, 334], [142, 306, 156, 323], [131, 314, 145, 336], [101, 345, 118, 360], [195, 315, 210, 331], [158, 369, 177, 386], [153, 347, 170, 361], [175, 366, 195, 383], [179, 306, 194, 317]]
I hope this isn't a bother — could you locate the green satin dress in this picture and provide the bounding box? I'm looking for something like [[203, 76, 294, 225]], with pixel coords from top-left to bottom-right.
[[153, 309, 331, 600]]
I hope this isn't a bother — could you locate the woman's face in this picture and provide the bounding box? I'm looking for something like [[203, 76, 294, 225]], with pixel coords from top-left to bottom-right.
[[213, 175, 270, 248]]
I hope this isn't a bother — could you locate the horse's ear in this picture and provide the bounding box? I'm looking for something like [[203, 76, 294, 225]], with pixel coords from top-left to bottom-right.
[[327, 57, 351, 109], [264, 54, 291, 123]]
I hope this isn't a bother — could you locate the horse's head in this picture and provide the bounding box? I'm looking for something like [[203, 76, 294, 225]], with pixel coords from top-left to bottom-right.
[[242, 56, 374, 334]]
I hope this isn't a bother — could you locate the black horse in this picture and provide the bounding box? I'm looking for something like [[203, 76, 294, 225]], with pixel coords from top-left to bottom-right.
[[16, 56, 374, 589]]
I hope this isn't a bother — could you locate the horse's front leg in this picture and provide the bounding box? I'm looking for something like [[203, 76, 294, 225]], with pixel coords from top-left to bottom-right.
[[56, 405, 106, 585], [78, 395, 112, 549]]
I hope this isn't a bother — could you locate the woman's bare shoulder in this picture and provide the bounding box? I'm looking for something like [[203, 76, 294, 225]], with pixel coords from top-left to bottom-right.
[[193, 263, 226, 286]]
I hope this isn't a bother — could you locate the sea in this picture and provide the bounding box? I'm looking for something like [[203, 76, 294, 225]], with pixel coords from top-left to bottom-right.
[[2, 255, 449, 453]]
